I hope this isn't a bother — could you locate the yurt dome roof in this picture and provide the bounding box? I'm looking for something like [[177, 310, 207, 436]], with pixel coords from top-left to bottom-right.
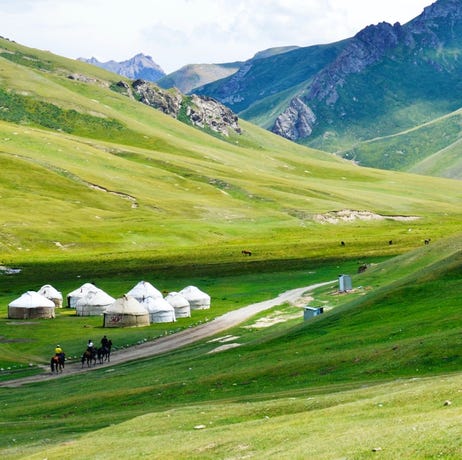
[[126, 281, 162, 299], [67, 282, 99, 297], [164, 292, 190, 308], [38, 284, 63, 300], [106, 295, 146, 315], [9, 291, 55, 308], [143, 296, 174, 313], [179, 285, 210, 302], [75, 289, 115, 307]]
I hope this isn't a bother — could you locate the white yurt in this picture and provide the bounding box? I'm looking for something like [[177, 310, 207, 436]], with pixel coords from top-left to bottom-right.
[[143, 296, 176, 323], [126, 280, 163, 302], [103, 295, 150, 328], [8, 291, 56, 319], [179, 285, 211, 310], [164, 291, 191, 318], [38, 284, 63, 308], [67, 282, 99, 308], [75, 289, 115, 316]]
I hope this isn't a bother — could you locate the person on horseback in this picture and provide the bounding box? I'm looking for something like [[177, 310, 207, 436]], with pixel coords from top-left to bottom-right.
[[55, 344, 63, 355], [87, 339, 94, 353], [101, 335, 109, 349]]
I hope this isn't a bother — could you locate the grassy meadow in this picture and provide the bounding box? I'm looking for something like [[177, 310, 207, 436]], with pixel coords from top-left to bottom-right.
[[0, 38, 461, 458]]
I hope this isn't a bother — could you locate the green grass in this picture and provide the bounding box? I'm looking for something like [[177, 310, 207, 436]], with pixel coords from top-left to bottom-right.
[[0, 235, 460, 459], [0, 37, 461, 460]]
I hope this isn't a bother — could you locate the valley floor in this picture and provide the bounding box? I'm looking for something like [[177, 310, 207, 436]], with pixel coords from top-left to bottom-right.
[[0, 280, 336, 388]]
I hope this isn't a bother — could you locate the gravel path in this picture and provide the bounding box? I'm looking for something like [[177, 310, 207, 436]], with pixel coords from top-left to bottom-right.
[[0, 280, 334, 388]]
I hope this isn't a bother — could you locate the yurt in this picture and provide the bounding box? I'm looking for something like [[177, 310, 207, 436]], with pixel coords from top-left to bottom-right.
[[75, 289, 115, 316], [38, 284, 63, 308], [103, 295, 150, 328], [67, 282, 98, 308], [8, 291, 55, 319], [164, 291, 191, 318], [126, 280, 162, 302], [143, 296, 176, 323], [179, 285, 211, 310]]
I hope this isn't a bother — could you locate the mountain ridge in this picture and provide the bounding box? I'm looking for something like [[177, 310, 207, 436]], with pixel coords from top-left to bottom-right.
[[78, 52, 166, 82]]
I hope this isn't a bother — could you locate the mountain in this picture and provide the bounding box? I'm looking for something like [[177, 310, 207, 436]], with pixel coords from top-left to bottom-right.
[[194, 0, 462, 179], [157, 46, 300, 94], [0, 36, 460, 262], [157, 62, 242, 94], [78, 53, 166, 82]]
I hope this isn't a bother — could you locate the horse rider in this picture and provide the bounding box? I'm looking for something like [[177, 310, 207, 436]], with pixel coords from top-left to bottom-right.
[[101, 335, 109, 349], [87, 339, 94, 353], [54, 344, 65, 364]]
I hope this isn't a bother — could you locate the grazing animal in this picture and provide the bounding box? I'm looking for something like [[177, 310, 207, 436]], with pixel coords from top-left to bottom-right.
[[50, 353, 65, 373], [358, 264, 368, 274], [424, 238, 431, 245], [340, 241, 345, 247], [81, 349, 97, 368], [241, 250, 252, 256], [389, 240, 393, 245]]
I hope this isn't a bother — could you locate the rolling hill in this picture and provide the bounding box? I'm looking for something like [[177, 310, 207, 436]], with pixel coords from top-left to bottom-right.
[[0, 36, 460, 266], [193, 0, 462, 179]]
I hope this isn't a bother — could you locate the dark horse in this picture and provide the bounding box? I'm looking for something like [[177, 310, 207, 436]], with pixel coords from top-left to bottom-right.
[[97, 345, 111, 364], [50, 353, 65, 373], [81, 349, 97, 368], [241, 250, 252, 256]]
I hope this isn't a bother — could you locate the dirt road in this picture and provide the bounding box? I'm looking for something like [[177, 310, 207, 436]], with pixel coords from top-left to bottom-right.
[[0, 281, 334, 388]]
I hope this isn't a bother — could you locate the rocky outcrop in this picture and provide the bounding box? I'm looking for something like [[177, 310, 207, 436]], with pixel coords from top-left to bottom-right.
[[272, 97, 316, 141], [131, 79, 241, 136]]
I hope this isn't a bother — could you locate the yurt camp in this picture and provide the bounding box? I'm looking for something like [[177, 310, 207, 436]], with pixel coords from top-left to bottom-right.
[[179, 286, 211, 310], [164, 291, 191, 318], [126, 280, 163, 302], [8, 291, 56, 319], [75, 289, 115, 316], [38, 284, 63, 308], [103, 295, 150, 328], [67, 282, 99, 308], [143, 296, 176, 323]]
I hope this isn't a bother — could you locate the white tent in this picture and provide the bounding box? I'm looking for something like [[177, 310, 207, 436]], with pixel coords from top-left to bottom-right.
[[126, 280, 163, 302], [75, 289, 115, 316], [8, 291, 55, 319], [179, 285, 211, 310], [142, 296, 176, 323], [67, 282, 99, 308], [104, 295, 150, 328], [38, 284, 63, 308], [164, 291, 191, 318]]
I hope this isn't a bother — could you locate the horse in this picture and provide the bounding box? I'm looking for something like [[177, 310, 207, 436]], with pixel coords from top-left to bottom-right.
[[97, 345, 111, 364], [50, 353, 65, 373], [241, 250, 252, 256], [81, 349, 97, 368]]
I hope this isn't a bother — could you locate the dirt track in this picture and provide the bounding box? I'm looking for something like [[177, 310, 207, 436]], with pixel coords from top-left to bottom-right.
[[0, 281, 334, 388]]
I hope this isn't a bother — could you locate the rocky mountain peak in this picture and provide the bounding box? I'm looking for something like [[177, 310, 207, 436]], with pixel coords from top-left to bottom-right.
[[79, 53, 166, 82]]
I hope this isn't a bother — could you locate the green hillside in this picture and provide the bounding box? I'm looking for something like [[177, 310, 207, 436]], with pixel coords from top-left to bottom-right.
[[0, 37, 461, 266], [192, 1, 462, 178], [339, 108, 462, 179], [0, 235, 460, 459]]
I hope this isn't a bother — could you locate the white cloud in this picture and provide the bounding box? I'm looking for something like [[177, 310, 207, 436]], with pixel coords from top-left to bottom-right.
[[0, 0, 431, 73]]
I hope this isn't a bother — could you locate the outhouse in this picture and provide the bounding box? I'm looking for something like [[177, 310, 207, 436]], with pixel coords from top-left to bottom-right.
[[338, 274, 352, 292], [303, 306, 324, 321]]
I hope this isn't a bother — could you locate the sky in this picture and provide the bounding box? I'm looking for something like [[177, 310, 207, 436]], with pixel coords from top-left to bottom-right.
[[0, 0, 433, 73]]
